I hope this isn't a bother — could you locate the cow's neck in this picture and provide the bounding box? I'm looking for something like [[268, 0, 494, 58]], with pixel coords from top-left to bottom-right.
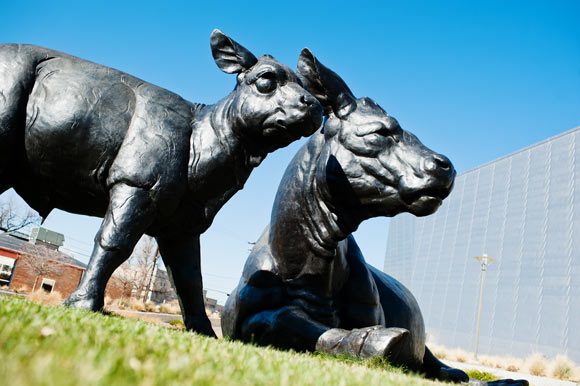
[[269, 135, 360, 301]]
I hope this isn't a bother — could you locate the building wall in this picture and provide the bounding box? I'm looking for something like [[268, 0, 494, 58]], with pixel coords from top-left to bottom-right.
[[384, 126, 580, 362], [11, 257, 84, 295]]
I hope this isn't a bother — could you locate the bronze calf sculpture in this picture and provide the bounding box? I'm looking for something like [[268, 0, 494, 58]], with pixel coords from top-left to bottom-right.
[[0, 30, 322, 336], [222, 50, 528, 386]]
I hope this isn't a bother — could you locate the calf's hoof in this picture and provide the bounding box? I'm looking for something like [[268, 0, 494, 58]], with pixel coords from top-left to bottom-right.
[[63, 291, 104, 312], [185, 315, 218, 338]]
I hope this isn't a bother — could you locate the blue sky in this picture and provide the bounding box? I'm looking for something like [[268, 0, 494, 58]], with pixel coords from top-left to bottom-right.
[[1, 1, 579, 304]]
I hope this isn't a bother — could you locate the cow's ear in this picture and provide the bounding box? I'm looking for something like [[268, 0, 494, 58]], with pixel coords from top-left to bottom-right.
[[211, 29, 258, 74], [297, 48, 356, 118], [297, 49, 328, 110]]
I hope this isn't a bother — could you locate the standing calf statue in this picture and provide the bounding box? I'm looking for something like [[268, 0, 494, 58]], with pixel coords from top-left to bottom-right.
[[222, 50, 528, 386], [0, 30, 323, 336]]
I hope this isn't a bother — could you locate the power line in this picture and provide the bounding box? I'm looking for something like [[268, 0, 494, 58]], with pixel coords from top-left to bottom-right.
[[64, 235, 94, 248], [60, 246, 92, 258], [204, 287, 230, 296]]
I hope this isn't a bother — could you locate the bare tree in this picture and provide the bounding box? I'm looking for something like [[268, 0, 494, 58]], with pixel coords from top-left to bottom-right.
[[109, 261, 138, 299], [108, 236, 159, 301], [18, 245, 61, 291], [131, 236, 158, 301], [0, 198, 41, 233]]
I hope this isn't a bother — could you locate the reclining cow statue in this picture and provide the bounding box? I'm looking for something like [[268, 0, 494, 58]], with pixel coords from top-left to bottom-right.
[[0, 30, 323, 336], [222, 49, 528, 386]]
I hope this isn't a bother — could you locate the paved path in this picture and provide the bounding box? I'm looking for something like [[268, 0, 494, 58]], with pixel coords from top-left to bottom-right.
[[0, 289, 25, 297], [111, 309, 222, 338], [446, 360, 579, 386]]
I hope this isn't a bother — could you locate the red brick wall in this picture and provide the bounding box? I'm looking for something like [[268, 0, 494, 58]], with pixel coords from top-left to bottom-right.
[[105, 280, 126, 299], [10, 257, 84, 296]]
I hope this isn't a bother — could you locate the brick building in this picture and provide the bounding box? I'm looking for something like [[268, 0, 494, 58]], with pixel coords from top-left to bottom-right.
[[0, 228, 220, 311], [0, 229, 124, 299]]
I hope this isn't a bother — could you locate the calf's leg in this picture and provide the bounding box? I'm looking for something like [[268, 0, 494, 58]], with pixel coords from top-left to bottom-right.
[[64, 183, 155, 311], [157, 234, 216, 337]]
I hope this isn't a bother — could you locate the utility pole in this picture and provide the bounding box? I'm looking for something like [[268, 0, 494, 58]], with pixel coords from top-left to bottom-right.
[[473, 254, 495, 360]]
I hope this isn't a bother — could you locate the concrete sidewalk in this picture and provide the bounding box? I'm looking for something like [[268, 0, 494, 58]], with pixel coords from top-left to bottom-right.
[[445, 360, 579, 386], [111, 309, 222, 337]]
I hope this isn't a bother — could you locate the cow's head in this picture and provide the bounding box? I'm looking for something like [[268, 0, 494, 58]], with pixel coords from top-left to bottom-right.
[[297, 49, 455, 221], [211, 30, 323, 154]]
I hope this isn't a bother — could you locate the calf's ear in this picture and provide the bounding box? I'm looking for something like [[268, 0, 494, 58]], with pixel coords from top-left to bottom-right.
[[297, 48, 356, 118], [211, 29, 258, 74]]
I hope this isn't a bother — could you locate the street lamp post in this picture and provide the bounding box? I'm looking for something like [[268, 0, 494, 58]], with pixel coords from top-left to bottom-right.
[[473, 254, 495, 360]]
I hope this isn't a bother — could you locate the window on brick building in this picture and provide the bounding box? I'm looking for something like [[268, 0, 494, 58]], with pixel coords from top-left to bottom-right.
[[40, 278, 55, 293], [0, 263, 12, 286], [0, 256, 15, 286]]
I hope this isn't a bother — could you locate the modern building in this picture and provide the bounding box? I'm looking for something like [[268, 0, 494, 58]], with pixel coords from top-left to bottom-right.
[[384, 126, 580, 363], [147, 268, 178, 304]]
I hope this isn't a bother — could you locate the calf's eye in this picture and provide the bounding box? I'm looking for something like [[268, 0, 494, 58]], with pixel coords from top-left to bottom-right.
[[256, 73, 277, 93]]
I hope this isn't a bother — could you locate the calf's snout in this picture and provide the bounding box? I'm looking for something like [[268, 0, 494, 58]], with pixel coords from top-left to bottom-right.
[[300, 93, 318, 107]]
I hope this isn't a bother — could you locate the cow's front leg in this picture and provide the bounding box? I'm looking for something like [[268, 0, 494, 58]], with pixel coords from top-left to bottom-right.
[[241, 305, 330, 351], [64, 183, 155, 311], [157, 234, 216, 337], [316, 326, 411, 364]]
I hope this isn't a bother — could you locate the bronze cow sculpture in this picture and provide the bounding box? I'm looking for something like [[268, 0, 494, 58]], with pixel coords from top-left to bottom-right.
[[222, 50, 528, 386], [0, 30, 323, 336]]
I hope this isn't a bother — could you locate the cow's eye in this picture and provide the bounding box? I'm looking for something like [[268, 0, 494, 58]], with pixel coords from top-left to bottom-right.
[[362, 123, 399, 143], [375, 127, 391, 137], [256, 72, 277, 93]]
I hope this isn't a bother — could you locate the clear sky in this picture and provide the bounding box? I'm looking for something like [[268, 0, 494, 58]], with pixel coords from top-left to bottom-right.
[[1, 1, 579, 304]]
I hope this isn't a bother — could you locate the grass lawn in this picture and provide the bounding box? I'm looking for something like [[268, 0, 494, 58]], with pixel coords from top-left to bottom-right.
[[0, 296, 447, 385]]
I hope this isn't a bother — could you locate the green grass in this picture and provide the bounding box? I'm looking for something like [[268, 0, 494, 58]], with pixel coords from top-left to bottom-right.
[[465, 369, 499, 382], [0, 296, 446, 385], [312, 352, 409, 374], [168, 319, 185, 327]]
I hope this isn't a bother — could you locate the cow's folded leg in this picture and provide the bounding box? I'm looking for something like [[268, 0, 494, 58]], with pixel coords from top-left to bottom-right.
[[157, 234, 216, 338], [64, 183, 155, 311], [241, 306, 329, 351], [315, 325, 411, 364]]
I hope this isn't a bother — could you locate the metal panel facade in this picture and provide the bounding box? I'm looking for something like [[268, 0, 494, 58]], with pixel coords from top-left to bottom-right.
[[384, 126, 580, 362]]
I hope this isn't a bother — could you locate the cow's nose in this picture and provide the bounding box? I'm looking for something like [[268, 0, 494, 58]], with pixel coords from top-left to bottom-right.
[[424, 154, 453, 176]]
